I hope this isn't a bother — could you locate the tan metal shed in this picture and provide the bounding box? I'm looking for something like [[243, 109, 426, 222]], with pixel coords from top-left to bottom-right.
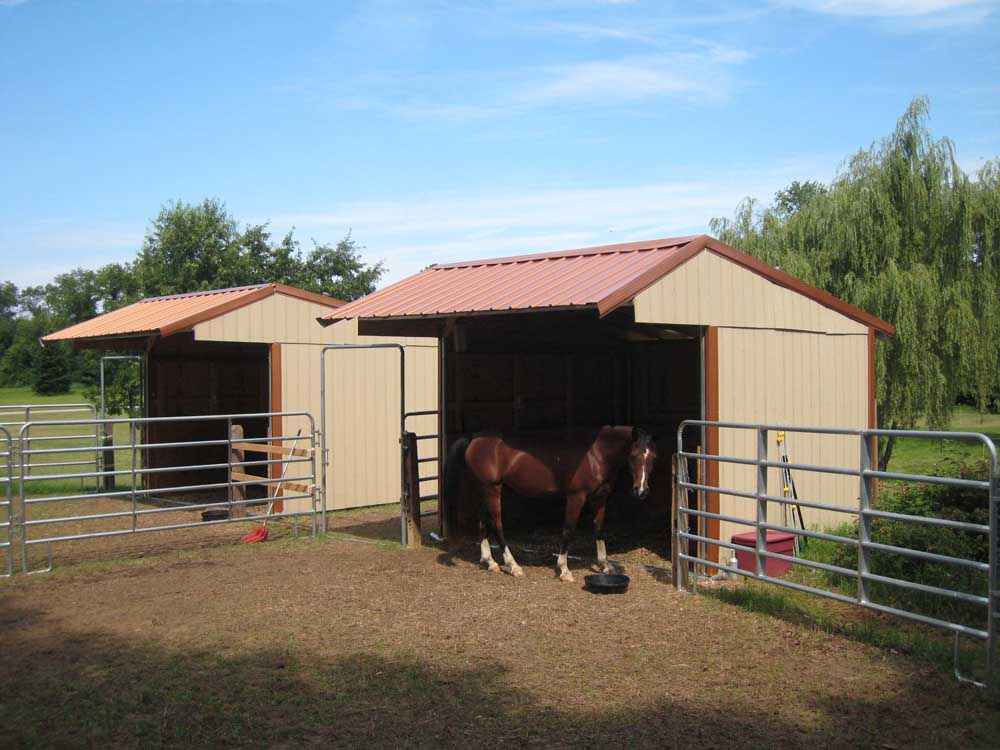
[[43, 283, 440, 511], [321, 235, 894, 559]]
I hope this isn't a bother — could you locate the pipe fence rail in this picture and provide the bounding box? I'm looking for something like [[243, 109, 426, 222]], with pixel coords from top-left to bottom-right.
[[675, 419, 998, 688], [9, 411, 318, 574], [1, 426, 12, 577], [0, 403, 101, 489]]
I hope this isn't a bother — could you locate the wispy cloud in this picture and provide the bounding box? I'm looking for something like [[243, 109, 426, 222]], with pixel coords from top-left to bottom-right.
[[0, 0, 32, 7], [779, 0, 996, 27], [264, 157, 834, 285], [351, 45, 750, 122]]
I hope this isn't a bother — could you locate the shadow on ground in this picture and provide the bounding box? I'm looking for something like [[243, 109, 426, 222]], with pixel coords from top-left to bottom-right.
[[0, 598, 996, 749]]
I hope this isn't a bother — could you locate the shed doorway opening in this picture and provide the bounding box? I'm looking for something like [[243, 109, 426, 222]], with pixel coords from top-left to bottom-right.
[[441, 309, 702, 563], [145, 335, 271, 498]]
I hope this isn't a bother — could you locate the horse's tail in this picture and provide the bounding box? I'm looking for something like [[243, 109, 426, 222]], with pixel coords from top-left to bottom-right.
[[442, 436, 471, 548]]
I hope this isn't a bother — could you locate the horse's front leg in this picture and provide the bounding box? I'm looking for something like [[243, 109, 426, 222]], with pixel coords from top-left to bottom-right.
[[592, 489, 613, 574], [557, 492, 586, 582]]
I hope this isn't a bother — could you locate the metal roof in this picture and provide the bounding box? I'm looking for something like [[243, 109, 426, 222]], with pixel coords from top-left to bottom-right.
[[322, 236, 698, 321], [321, 235, 895, 335], [43, 283, 344, 344]]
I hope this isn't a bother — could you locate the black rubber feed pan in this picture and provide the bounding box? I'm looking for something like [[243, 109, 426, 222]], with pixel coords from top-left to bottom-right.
[[584, 574, 630, 594], [201, 509, 229, 522]]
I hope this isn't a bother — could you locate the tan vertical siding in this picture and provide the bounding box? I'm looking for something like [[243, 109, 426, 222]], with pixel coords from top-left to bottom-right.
[[194, 296, 439, 512], [634, 252, 868, 335], [713, 328, 868, 545]]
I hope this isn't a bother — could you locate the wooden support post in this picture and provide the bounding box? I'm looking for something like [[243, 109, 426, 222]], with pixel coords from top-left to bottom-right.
[[402, 431, 421, 548], [102, 432, 115, 492], [230, 424, 247, 518]]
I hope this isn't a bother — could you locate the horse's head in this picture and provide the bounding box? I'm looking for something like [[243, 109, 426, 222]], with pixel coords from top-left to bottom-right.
[[628, 427, 658, 500]]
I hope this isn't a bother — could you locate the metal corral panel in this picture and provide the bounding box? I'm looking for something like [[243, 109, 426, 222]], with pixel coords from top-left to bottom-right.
[[715, 328, 869, 544], [634, 251, 868, 335], [197, 300, 439, 511]]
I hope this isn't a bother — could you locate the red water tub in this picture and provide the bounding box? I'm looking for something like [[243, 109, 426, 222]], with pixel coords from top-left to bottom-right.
[[730, 530, 796, 577]]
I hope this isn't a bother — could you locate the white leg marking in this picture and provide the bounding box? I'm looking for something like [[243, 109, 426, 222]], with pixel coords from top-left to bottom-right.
[[596, 539, 612, 574], [481, 538, 499, 572], [503, 546, 523, 577], [557, 551, 574, 582]]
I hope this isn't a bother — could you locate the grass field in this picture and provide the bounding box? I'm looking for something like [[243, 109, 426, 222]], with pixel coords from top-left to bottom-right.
[[887, 405, 1000, 474]]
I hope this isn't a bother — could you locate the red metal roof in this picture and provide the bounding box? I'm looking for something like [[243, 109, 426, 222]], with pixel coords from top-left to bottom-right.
[[322, 236, 698, 321], [321, 235, 895, 335], [43, 283, 344, 343]]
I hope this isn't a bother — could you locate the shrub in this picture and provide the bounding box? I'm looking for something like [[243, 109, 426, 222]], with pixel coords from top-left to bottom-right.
[[826, 457, 991, 627]]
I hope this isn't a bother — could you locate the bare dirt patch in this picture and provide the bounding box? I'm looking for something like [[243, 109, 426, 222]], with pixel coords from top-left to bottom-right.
[[1, 507, 997, 749]]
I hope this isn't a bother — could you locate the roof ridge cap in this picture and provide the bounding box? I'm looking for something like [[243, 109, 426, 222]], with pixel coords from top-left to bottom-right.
[[142, 283, 271, 303]]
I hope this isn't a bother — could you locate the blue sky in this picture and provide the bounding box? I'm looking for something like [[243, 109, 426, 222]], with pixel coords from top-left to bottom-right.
[[1, 0, 998, 290]]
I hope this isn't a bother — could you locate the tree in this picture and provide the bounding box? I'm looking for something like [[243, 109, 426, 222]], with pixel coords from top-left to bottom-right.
[[297, 234, 385, 301], [132, 198, 383, 300], [32, 342, 73, 396], [774, 180, 828, 217], [711, 98, 1000, 470]]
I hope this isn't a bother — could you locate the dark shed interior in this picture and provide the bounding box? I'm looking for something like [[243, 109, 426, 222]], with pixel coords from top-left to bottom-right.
[[144, 334, 270, 495], [365, 307, 703, 550]]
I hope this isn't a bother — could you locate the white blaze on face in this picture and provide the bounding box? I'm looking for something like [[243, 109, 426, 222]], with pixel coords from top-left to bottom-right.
[[638, 447, 651, 495]]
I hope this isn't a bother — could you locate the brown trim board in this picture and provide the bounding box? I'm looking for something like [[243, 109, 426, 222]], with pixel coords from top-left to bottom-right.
[[270, 343, 284, 512], [705, 325, 721, 565]]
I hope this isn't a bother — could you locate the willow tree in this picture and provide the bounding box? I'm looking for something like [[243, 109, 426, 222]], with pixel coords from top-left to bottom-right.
[[712, 98, 1000, 469]]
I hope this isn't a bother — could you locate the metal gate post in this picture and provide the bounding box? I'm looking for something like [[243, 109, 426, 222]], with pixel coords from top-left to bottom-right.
[[1, 426, 12, 577], [988, 445, 998, 685], [755, 427, 768, 578], [320, 344, 406, 542], [858, 433, 875, 606]]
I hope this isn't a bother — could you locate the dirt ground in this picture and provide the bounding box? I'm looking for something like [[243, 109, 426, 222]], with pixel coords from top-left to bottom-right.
[[1, 502, 998, 749]]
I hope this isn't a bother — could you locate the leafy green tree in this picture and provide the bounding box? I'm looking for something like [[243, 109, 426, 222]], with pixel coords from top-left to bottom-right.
[[711, 98, 1000, 470], [0, 281, 18, 357], [32, 341, 73, 395], [132, 198, 383, 300], [0, 319, 44, 387], [297, 234, 385, 301]]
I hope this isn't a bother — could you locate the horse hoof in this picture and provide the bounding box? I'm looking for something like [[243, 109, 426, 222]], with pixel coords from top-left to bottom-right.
[[507, 565, 524, 578], [483, 561, 500, 572], [602, 565, 614, 575], [559, 570, 575, 583]]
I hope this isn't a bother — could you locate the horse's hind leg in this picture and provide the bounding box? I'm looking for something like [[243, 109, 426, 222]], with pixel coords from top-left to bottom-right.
[[480, 485, 522, 577], [557, 492, 587, 582], [482, 485, 523, 577], [478, 505, 500, 573]]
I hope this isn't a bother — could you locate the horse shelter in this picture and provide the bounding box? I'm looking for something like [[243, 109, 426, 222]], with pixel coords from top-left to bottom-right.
[[320, 235, 895, 560], [41, 283, 441, 516]]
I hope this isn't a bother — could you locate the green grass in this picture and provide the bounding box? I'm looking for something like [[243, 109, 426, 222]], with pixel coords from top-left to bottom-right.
[[0, 384, 139, 497], [887, 405, 1000, 475]]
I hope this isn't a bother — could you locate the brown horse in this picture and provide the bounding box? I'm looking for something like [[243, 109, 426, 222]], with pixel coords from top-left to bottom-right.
[[442, 426, 657, 581]]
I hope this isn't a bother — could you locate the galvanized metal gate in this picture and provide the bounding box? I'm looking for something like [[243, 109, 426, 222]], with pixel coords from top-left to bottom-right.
[[320, 344, 439, 547], [0, 403, 101, 489], [675, 420, 998, 687], [1, 426, 12, 577], [10, 410, 318, 574]]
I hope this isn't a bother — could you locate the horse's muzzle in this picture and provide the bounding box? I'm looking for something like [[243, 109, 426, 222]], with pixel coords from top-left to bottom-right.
[[633, 487, 650, 500]]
